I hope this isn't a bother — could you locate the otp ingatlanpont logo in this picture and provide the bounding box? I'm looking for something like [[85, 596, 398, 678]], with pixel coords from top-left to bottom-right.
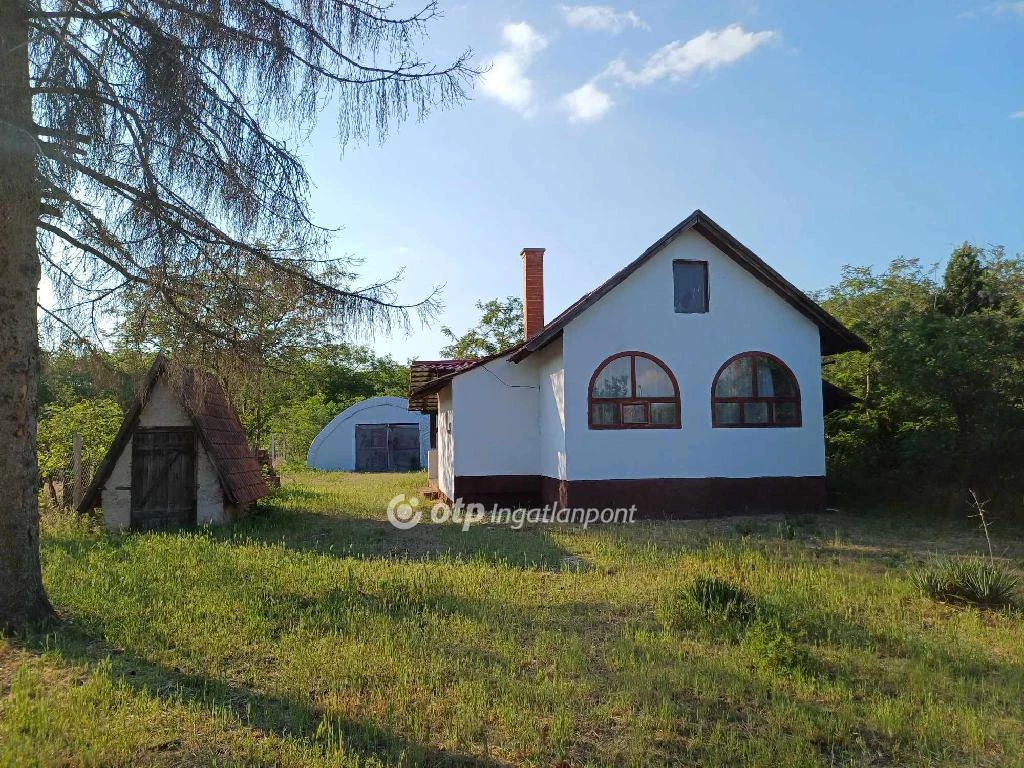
[[386, 494, 422, 530]]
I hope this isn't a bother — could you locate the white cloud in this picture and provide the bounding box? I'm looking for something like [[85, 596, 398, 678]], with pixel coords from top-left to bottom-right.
[[962, 2, 1024, 17], [1012, 110, 1024, 119], [990, 1, 1024, 14], [559, 4, 648, 32], [480, 22, 549, 114], [561, 82, 614, 122], [501, 20, 548, 54], [605, 24, 777, 86]]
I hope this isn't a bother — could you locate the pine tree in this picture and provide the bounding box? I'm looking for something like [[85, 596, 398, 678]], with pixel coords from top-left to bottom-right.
[[0, 0, 475, 628], [939, 243, 987, 317]]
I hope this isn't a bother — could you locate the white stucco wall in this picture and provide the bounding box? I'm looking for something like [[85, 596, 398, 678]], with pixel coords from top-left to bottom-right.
[[450, 358, 540, 478], [99, 377, 224, 530], [560, 229, 825, 480], [436, 387, 455, 498], [101, 434, 133, 531], [306, 396, 429, 471], [535, 339, 566, 481]]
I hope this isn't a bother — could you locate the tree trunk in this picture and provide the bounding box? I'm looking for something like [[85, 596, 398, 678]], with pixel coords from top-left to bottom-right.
[[0, 0, 54, 628]]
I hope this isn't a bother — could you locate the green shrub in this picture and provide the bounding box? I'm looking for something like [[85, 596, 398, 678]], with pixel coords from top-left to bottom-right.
[[912, 558, 1019, 609], [742, 617, 818, 678], [37, 398, 124, 505]]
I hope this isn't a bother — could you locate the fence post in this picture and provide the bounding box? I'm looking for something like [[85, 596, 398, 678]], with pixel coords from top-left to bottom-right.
[[72, 433, 83, 509]]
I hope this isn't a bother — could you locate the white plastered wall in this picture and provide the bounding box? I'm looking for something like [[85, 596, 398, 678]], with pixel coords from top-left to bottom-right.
[[436, 387, 455, 498], [535, 338, 566, 481], [305, 396, 430, 471], [560, 229, 825, 481], [449, 358, 540, 478], [99, 377, 224, 530]]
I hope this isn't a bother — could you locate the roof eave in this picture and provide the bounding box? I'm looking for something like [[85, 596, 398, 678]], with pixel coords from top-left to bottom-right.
[[76, 354, 168, 512], [410, 376, 455, 400]]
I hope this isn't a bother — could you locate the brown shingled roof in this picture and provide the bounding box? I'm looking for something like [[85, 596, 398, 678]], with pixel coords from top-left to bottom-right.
[[78, 355, 269, 512], [180, 368, 268, 506], [407, 358, 480, 412]]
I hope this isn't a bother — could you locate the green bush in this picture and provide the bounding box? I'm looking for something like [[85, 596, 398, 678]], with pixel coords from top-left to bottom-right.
[[912, 558, 1019, 609], [742, 617, 819, 678], [268, 392, 348, 467], [37, 398, 123, 505]]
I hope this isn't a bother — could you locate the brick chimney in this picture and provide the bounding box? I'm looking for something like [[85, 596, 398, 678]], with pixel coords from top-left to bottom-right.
[[521, 247, 545, 339]]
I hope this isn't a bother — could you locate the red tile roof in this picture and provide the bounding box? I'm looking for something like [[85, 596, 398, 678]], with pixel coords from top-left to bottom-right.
[[407, 358, 478, 412]]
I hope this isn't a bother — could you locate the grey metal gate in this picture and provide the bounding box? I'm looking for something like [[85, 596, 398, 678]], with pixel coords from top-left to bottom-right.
[[354, 423, 421, 472]]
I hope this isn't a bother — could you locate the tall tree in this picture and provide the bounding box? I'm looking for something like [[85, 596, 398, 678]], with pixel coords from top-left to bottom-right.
[[819, 248, 1024, 502], [439, 296, 524, 359], [1, 0, 51, 627], [1, 0, 474, 627], [116, 250, 339, 443], [938, 243, 987, 317]]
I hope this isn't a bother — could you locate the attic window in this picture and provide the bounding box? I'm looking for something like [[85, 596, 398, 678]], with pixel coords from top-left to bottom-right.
[[588, 352, 681, 429], [673, 260, 708, 313]]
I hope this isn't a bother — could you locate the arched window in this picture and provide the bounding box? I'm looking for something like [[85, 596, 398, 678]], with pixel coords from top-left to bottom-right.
[[588, 352, 680, 429], [712, 352, 801, 428]]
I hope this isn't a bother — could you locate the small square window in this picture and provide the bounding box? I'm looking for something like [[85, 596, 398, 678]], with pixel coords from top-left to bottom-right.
[[673, 260, 708, 313], [622, 403, 647, 424], [591, 402, 620, 426], [715, 402, 741, 425], [650, 402, 677, 425]]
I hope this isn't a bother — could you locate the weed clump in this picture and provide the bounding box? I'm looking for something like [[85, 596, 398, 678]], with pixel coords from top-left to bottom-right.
[[912, 558, 1018, 609], [658, 576, 755, 635], [661, 577, 826, 679], [689, 576, 756, 622], [742, 617, 818, 678]]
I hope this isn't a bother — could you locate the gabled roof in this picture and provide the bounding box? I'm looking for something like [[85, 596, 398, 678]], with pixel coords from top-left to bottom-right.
[[408, 354, 518, 412], [78, 355, 269, 512], [509, 209, 868, 362]]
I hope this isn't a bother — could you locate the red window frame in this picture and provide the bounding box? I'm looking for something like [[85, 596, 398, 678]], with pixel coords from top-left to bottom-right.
[[711, 352, 802, 428], [588, 351, 681, 430]]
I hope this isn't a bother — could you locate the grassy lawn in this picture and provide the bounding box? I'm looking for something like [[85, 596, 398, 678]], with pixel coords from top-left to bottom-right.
[[2, 471, 1023, 766]]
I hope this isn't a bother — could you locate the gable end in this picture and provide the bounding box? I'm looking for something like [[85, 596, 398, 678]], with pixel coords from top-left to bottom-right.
[[509, 210, 867, 361]]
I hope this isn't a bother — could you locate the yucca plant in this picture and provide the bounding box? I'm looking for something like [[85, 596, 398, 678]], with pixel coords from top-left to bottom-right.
[[913, 558, 1019, 609]]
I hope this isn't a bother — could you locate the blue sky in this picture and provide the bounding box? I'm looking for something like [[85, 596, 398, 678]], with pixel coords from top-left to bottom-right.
[[301, 1, 1022, 363]]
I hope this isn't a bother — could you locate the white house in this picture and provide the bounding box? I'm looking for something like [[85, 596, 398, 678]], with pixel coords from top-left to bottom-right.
[[307, 396, 430, 472], [409, 210, 865, 517]]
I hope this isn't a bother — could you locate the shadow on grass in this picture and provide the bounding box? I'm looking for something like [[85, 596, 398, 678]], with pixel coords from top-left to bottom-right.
[[11, 623, 498, 767], [215, 506, 572, 571]]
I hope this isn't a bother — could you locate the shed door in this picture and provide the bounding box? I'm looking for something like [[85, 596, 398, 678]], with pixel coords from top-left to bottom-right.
[[355, 424, 421, 472], [131, 428, 197, 529], [388, 424, 421, 471]]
